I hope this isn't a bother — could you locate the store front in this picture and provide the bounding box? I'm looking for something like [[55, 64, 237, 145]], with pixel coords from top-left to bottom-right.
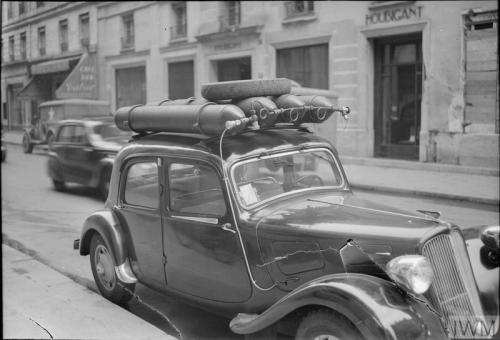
[[373, 33, 422, 160], [215, 57, 251, 81]]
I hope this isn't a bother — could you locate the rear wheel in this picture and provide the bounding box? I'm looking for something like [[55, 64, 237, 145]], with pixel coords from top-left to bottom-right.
[[295, 309, 363, 340], [22, 133, 33, 154], [90, 233, 135, 305]]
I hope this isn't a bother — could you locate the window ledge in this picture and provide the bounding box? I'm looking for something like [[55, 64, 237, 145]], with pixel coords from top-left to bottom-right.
[[170, 37, 188, 44], [282, 13, 317, 25]]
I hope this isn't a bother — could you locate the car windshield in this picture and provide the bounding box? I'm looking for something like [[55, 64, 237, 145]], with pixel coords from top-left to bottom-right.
[[92, 123, 131, 142], [231, 148, 344, 208]]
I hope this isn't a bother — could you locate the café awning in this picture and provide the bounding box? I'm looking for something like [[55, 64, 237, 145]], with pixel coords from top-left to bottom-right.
[[31, 58, 73, 75]]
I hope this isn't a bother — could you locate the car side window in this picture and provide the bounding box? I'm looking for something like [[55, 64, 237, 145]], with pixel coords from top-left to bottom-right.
[[72, 125, 88, 144], [57, 125, 74, 143], [124, 161, 159, 209], [169, 162, 226, 217]]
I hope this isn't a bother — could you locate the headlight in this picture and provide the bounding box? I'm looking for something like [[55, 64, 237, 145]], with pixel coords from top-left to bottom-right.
[[386, 255, 434, 294]]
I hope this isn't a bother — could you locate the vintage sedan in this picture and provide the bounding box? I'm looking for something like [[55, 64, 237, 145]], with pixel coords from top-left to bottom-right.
[[74, 80, 499, 340], [47, 118, 131, 200]]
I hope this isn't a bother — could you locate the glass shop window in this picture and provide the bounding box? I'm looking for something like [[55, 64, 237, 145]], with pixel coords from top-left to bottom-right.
[[124, 161, 159, 209], [169, 162, 226, 217]]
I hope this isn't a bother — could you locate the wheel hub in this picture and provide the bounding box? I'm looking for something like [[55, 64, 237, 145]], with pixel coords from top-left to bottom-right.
[[95, 244, 115, 290]]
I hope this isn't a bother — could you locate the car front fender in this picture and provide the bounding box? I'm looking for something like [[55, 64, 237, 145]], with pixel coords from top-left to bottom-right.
[[461, 225, 500, 317], [230, 273, 447, 340]]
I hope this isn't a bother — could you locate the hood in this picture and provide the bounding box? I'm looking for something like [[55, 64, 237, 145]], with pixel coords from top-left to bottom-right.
[[248, 191, 450, 291]]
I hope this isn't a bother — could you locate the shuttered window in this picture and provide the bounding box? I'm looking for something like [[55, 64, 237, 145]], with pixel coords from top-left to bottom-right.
[[168, 60, 194, 99], [464, 10, 499, 133], [277, 44, 328, 89]]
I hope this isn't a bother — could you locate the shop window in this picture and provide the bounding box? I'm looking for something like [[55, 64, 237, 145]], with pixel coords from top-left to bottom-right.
[[116, 66, 146, 108], [79, 13, 90, 47], [8, 36, 14, 61], [20, 32, 26, 60], [59, 19, 69, 52], [464, 9, 499, 133], [216, 57, 251, 81], [121, 13, 134, 50], [219, 1, 240, 31], [285, 1, 314, 17], [38, 26, 46, 57], [277, 44, 328, 89], [171, 3, 187, 40]]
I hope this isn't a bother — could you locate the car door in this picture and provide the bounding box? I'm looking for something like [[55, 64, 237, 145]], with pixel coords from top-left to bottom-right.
[[52, 124, 74, 180], [162, 158, 252, 302], [115, 158, 165, 289], [59, 123, 92, 184]]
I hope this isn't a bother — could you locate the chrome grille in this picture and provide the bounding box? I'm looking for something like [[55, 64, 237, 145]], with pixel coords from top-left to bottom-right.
[[422, 230, 485, 338]]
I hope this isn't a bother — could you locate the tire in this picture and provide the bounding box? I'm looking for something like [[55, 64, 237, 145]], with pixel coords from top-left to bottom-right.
[[99, 167, 112, 201], [201, 78, 292, 101], [52, 179, 66, 191], [295, 309, 364, 340], [245, 324, 278, 340], [89, 233, 135, 305], [22, 133, 34, 154]]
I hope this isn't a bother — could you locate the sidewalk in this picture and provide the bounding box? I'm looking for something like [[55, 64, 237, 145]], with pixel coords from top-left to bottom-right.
[[3, 129, 499, 205], [2, 244, 175, 340]]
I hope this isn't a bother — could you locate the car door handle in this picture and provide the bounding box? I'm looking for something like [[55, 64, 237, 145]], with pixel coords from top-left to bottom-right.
[[221, 223, 236, 234]]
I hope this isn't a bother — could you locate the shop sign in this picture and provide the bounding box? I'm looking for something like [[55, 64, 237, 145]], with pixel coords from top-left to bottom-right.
[[366, 5, 423, 25], [56, 53, 97, 99], [31, 59, 70, 75], [213, 42, 242, 51]]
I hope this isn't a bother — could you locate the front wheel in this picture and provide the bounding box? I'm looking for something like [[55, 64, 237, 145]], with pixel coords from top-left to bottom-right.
[[22, 133, 34, 154], [295, 309, 364, 340], [90, 233, 135, 306]]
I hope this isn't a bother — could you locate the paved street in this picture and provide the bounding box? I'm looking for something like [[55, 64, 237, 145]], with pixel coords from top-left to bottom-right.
[[2, 143, 499, 339]]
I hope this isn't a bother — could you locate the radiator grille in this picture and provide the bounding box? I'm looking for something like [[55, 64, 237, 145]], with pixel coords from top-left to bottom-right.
[[422, 231, 485, 338]]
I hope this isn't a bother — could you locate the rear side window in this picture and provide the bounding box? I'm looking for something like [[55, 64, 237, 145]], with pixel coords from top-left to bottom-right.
[[57, 125, 74, 142], [124, 161, 159, 208], [169, 162, 226, 217]]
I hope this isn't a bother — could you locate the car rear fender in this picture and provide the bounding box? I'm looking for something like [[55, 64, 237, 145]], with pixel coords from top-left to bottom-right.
[[89, 158, 114, 187], [79, 209, 129, 264], [230, 273, 447, 340]]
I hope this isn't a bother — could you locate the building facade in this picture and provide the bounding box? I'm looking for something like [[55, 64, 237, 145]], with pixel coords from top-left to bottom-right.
[[2, 1, 498, 168], [1, 1, 99, 130]]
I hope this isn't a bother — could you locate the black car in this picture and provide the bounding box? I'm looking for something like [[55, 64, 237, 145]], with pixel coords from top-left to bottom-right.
[[47, 118, 132, 199], [74, 79, 499, 340]]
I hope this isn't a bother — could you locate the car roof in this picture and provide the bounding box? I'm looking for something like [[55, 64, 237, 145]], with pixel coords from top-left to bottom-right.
[[125, 127, 336, 162], [57, 117, 115, 126]]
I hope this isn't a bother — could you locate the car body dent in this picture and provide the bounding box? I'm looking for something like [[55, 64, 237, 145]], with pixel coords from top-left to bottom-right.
[[230, 273, 448, 340]]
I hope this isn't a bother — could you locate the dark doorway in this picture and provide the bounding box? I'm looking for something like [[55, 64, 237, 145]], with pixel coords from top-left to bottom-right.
[[116, 66, 146, 109], [216, 57, 251, 81], [168, 60, 194, 99], [374, 34, 422, 160]]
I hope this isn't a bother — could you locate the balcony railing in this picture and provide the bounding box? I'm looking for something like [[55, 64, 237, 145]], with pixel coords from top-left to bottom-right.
[[170, 24, 187, 40], [285, 1, 315, 17], [60, 42, 68, 52], [219, 14, 241, 32], [121, 36, 134, 50]]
